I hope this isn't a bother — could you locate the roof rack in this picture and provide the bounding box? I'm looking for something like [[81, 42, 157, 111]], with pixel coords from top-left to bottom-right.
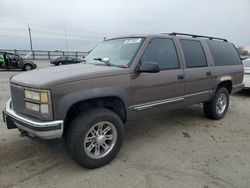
[[167, 32, 228, 42]]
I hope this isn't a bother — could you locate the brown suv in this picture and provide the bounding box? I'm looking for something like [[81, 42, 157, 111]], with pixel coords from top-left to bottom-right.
[[3, 33, 244, 168]]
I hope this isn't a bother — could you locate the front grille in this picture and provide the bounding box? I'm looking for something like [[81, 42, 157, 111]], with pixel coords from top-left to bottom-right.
[[10, 84, 25, 115]]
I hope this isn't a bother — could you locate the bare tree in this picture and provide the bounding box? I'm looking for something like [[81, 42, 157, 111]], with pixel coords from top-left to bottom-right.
[[237, 46, 250, 56]]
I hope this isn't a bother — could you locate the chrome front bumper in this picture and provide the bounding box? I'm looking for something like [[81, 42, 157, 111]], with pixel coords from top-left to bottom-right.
[[3, 99, 63, 140]]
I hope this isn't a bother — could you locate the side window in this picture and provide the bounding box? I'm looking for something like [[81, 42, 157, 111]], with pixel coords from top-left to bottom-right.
[[207, 40, 241, 66], [180, 40, 207, 68], [141, 38, 179, 70]]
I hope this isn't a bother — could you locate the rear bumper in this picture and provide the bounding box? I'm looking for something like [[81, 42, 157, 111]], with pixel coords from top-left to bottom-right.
[[243, 82, 250, 89], [3, 99, 63, 140], [243, 78, 250, 88]]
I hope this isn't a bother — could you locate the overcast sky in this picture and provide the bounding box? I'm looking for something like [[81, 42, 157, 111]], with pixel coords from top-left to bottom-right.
[[0, 0, 249, 51]]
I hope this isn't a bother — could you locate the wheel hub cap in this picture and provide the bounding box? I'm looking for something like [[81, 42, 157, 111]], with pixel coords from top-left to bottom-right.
[[216, 93, 227, 115], [96, 135, 105, 145], [84, 121, 117, 159]]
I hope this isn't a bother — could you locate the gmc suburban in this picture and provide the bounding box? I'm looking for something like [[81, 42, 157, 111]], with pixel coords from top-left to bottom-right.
[[3, 33, 244, 168]]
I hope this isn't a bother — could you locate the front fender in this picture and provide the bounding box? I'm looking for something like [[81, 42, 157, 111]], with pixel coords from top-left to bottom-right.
[[54, 87, 129, 120]]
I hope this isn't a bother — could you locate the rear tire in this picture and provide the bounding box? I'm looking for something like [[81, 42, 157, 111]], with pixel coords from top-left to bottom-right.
[[66, 108, 124, 169], [203, 87, 229, 120]]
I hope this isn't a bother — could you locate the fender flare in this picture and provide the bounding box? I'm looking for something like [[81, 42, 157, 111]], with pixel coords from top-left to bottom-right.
[[211, 75, 232, 97], [54, 87, 129, 120]]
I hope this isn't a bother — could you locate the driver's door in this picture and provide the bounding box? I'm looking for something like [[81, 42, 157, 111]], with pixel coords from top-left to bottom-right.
[[64, 56, 69, 64], [131, 38, 185, 115], [10, 54, 19, 67], [67, 57, 74, 64]]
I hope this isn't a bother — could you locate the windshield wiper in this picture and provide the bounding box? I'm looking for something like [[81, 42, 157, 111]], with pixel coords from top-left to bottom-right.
[[93, 57, 113, 66]]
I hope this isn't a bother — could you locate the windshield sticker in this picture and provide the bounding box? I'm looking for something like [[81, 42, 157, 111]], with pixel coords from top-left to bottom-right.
[[124, 38, 141, 44]]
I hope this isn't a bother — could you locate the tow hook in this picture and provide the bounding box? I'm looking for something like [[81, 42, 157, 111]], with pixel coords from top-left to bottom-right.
[[18, 129, 28, 137]]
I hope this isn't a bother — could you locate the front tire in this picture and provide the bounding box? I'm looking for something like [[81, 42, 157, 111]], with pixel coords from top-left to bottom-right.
[[66, 108, 124, 169], [204, 87, 229, 120]]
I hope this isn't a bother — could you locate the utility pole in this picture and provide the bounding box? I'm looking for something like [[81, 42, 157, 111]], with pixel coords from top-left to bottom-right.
[[28, 24, 33, 51], [64, 26, 69, 52]]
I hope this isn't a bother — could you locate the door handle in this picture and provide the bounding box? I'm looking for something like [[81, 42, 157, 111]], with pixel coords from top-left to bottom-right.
[[206, 71, 212, 76], [178, 75, 184, 80]]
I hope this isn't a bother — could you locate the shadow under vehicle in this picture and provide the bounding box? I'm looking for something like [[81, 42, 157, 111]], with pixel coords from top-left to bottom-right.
[[0, 52, 37, 71]]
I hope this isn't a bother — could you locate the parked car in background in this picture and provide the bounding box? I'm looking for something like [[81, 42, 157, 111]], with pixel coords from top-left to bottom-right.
[[3, 33, 243, 169], [240, 55, 250, 61], [0, 51, 37, 71], [50, 56, 82, 66], [243, 58, 250, 89]]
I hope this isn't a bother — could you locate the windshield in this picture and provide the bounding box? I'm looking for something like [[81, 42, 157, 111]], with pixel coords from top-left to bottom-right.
[[84, 38, 144, 67]]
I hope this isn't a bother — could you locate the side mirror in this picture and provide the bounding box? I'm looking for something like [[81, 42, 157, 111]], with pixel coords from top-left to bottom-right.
[[138, 62, 160, 73]]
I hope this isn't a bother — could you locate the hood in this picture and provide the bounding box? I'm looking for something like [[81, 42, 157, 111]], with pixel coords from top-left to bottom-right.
[[11, 63, 130, 88]]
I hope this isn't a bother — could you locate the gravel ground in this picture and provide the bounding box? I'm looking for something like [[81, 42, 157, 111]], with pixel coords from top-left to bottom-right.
[[0, 61, 250, 188]]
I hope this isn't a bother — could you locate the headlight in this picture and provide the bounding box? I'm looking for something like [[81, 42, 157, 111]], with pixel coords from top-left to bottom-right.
[[26, 102, 40, 112], [24, 89, 50, 114], [25, 90, 49, 103], [25, 102, 49, 113], [25, 90, 40, 101], [40, 92, 49, 103], [40, 104, 49, 113]]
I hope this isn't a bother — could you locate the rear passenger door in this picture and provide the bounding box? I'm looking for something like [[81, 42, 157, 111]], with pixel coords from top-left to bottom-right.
[[131, 38, 185, 114], [179, 39, 213, 105]]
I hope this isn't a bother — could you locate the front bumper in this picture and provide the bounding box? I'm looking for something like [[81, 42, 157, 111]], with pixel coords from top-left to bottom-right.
[[3, 99, 63, 140]]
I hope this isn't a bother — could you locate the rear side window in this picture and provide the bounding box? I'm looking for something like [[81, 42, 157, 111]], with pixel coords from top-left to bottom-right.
[[207, 40, 241, 66], [180, 40, 207, 68], [141, 38, 179, 70]]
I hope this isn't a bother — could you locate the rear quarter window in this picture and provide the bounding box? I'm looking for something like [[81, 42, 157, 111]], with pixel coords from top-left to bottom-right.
[[180, 39, 207, 68], [207, 40, 241, 66]]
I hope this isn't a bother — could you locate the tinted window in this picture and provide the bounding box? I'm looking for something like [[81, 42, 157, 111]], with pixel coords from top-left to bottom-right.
[[141, 38, 179, 70], [180, 40, 207, 68], [207, 40, 241, 66]]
